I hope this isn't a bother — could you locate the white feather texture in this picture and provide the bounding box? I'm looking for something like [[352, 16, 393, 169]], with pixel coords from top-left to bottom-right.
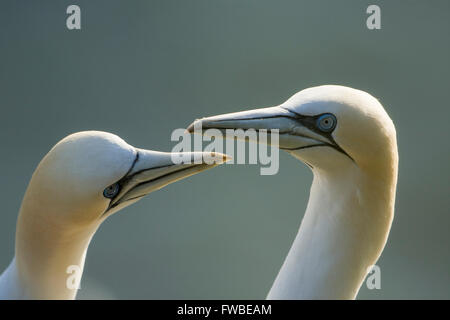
[[188, 85, 398, 299], [0, 131, 228, 299]]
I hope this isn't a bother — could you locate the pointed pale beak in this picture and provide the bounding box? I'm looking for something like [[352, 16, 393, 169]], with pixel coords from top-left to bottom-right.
[[186, 105, 332, 150], [105, 150, 230, 215]]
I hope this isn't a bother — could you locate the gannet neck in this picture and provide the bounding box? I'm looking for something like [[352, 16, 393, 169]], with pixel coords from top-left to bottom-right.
[[0, 224, 97, 300], [185, 85, 398, 299], [0, 131, 230, 300], [2, 198, 100, 300], [267, 161, 397, 299]]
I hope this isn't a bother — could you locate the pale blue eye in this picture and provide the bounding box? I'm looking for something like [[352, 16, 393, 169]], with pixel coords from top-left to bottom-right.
[[103, 183, 120, 199], [316, 114, 336, 132]]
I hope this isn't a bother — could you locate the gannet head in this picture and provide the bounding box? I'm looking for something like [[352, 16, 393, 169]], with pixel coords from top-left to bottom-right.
[[186, 86, 398, 300], [23, 131, 229, 226], [187, 85, 397, 173]]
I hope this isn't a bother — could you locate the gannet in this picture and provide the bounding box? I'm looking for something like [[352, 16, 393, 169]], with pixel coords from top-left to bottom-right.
[[187, 85, 398, 299], [0, 131, 229, 300]]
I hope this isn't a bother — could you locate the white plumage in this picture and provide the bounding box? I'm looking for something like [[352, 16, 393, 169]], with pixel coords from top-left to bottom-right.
[[0, 131, 228, 299], [188, 85, 398, 299]]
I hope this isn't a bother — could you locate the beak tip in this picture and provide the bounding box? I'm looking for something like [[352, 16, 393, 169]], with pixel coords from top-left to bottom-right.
[[185, 125, 194, 133], [186, 120, 199, 133], [221, 153, 232, 163], [205, 152, 232, 165]]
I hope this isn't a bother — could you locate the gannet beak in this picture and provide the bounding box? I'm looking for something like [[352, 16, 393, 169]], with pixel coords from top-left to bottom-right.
[[186, 106, 339, 152], [104, 150, 230, 215]]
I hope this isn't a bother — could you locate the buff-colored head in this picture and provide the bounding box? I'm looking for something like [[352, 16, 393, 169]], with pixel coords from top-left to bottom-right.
[[187, 85, 397, 175], [20, 131, 229, 227]]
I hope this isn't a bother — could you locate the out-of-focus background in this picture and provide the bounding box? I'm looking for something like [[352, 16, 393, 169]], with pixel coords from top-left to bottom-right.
[[0, 0, 449, 299]]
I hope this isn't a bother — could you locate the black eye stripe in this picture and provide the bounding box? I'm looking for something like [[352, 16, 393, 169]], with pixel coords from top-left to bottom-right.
[[102, 150, 140, 201], [280, 107, 354, 162], [279, 108, 337, 135]]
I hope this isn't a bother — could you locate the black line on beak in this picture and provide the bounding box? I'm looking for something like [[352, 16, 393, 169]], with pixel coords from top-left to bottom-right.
[[197, 108, 354, 162], [280, 107, 354, 162]]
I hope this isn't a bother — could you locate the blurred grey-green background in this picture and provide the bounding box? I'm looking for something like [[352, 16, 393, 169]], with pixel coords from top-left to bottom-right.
[[0, 0, 449, 299]]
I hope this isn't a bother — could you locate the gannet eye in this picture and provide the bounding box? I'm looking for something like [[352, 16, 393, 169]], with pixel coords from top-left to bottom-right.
[[103, 183, 120, 199], [316, 114, 337, 132]]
